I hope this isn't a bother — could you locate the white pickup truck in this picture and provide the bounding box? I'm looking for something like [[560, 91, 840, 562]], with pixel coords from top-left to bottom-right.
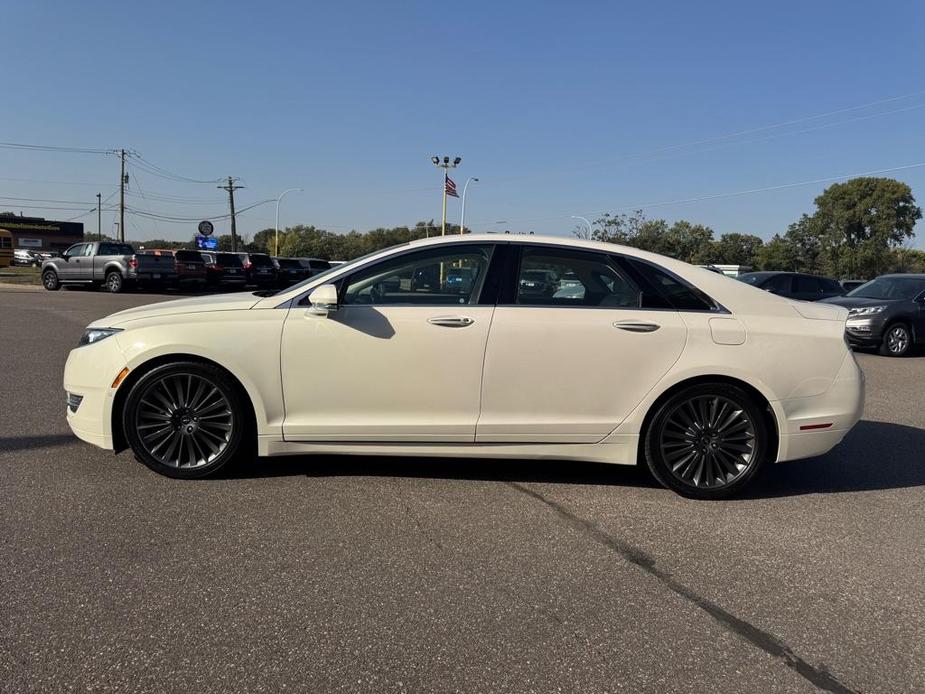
[[41, 241, 177, 293]]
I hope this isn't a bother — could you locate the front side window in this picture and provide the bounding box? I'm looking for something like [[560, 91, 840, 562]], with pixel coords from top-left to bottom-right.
[[763, 274, 792, 294], [65, 244, 85, 258], [515, 247, 641, 308], [343, 245, 493, 306]]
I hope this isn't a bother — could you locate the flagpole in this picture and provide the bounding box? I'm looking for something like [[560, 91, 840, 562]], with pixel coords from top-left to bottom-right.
[[441, 171, 448, 236]]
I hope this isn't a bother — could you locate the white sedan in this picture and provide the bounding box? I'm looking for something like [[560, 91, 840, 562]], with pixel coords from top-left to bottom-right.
[[63, 235, 863, 499]]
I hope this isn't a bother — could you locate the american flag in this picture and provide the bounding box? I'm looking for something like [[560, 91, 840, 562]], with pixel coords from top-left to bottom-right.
[[445, 176, 459, 198]]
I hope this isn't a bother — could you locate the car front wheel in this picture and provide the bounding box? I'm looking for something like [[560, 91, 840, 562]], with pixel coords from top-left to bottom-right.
[[644, 383, 771, 499], [123, 362, 252, 478], [880, 323, 912, 357]]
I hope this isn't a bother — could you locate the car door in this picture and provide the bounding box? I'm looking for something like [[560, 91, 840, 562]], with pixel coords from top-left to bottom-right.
[[476, 245, 689, 443], [58, 243, 85, 280], [280, 243, 499, 442]]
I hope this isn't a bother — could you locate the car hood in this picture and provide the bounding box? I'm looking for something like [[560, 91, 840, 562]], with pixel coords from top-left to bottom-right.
[[100, 292, 263, 326], [820, 296, 901, 309]]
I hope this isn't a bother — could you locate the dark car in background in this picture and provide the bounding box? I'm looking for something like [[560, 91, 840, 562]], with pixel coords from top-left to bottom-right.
[[297, 257, 332, 278], [234, 252, 277, 287], [822, 274, 925, 357], [737, 271, 844, 302], [840, 279, 868, 293], [145, 249, 207, 287], [200, 251, 247, 288], [272, 257, 309, 286]]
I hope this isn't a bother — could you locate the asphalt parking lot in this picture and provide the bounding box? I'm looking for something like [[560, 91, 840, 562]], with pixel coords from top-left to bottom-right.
[[2, 286, 924, 694]]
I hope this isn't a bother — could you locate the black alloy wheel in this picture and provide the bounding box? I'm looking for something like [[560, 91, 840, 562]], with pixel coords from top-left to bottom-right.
[[644, 383, 770, 499], [42, 270, 60, 290], [123, 362, 251, 478]]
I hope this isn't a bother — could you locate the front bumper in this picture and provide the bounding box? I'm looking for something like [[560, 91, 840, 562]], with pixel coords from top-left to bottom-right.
[[63, 338, 128, 451], [844, 316, 887, 348], [775, 351, 865, 462]]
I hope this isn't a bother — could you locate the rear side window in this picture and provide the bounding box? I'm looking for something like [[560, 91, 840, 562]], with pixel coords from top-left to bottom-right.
[[277, 258, 301, 268], [621, 257, 716, 311], [515, 247, 642, 308], [764, 274, 792, 294]]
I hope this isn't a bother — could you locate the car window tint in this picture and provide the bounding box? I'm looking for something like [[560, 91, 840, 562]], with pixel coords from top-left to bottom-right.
[[175, 250, 201, 262], [794, 275, 823, 294], [343, 245, 493, 306], [65, 244, 84, 257], [249, 254, 274, 267], [622, 257, 714, 310], [309, 260, 331, 270], [99, 243, 133, 255], [764, 274, 792, 293], [217, 253, 243, 266], [516, 247, 641, 308]]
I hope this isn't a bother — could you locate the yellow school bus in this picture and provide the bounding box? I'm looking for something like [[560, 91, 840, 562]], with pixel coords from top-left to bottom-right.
[[0, 228, 13, 268]]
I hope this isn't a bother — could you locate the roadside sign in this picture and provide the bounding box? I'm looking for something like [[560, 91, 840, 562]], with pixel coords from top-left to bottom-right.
[[198, 220, 214, 236], [196, 234, 218, 250]]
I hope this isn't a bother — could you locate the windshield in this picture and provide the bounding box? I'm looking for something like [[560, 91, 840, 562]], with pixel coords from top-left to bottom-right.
[[847, 277, 925, 300], [269, 244, 408, 296]]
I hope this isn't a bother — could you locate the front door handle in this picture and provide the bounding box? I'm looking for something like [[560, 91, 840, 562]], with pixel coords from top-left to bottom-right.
[[614, 320, 660, 333], [428, 316, 475, 328]]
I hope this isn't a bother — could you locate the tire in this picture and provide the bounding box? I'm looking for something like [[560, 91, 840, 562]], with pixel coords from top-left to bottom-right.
[[879, 322, 912, 357], [643, 383, 771, 500], [42, 269, 60, 291], [105, 271, 124, 293], [122, 361, 253, 479]]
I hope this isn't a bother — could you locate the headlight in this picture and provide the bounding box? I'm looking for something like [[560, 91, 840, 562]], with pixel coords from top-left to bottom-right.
[[78, 327, 122, 347], [848, 305, 886, 316]]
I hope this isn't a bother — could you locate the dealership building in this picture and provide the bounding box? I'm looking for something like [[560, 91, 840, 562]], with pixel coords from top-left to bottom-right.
[[0, 215, 85, 253]]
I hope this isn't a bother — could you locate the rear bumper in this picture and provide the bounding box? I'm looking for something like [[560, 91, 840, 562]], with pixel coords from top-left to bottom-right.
[[775, 351, 864, 462]]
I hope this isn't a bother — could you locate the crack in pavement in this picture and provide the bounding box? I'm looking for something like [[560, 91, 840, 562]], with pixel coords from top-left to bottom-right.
[[508, 482, 858, 694]]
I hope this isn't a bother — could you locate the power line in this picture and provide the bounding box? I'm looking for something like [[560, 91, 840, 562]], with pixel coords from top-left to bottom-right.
[[0, 141, 115, 155], [126, 151, 223, 184], [125, 198, 274, 223]]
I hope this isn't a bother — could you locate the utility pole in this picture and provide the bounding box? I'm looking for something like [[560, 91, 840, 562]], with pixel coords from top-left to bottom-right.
[[119, 149, 126, 242], [96, 193, 102, 241], [219, 176, 244, 251]]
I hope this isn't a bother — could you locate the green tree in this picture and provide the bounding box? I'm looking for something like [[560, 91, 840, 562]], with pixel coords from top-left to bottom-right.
[[811, 177, 921, 278], [755, 234, 796, 270], [709, 233, 764, 267]]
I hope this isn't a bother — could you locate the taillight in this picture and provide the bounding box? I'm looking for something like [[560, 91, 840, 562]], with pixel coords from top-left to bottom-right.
[[128, 257, 138, 269], [214, 265, 223, 271], [244, 261, 252, 270]]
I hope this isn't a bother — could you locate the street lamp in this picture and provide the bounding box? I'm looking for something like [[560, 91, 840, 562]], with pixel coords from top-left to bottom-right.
[[275, 188, 303, 256], [431, 155, 462, 235], [460, 177, 479, 235], [571, 215, 594, 240]]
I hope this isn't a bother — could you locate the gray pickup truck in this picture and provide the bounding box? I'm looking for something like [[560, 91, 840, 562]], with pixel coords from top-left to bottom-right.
[[41, 241, 177, 293]]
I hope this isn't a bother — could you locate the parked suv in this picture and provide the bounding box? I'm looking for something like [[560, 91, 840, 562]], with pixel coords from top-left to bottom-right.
[[234, 252, 277, 287], [145, 249, 207, 287], [822, 274, 925, 356], [297, 257, 332, 277], [200, 252, 247, 288], [272, 257, 309, 286], [737, 271, 844, 301]]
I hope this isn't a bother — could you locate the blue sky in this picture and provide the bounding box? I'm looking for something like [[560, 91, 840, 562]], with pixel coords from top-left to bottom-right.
[[3, 0, 925, 247]]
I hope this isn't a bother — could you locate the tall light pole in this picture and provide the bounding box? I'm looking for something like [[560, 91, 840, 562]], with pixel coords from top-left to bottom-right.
[[431, 155, 462, 235], [460, 177, 479, 235], [275, 188, 302, 256], [571, 215, 594, 240]]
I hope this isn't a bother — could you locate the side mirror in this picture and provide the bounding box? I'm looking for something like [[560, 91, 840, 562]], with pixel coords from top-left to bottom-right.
[[306, 283, 339, 315]]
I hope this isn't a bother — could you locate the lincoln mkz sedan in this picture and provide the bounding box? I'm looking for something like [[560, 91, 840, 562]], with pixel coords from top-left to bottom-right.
[[64, 235, 864, 499]]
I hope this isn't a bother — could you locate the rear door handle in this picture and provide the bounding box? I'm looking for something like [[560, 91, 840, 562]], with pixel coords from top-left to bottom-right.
[[428, 316, 475, 328], [614, 320, 660, 333]]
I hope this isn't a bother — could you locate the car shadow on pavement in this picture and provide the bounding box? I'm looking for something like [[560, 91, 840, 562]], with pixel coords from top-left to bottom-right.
[[0, 433, 75, 453], [753, 419, 925, 497], [219, 420, 925, 496]]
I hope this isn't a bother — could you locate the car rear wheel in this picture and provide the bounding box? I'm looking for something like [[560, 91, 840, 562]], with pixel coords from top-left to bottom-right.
[[880, 323, 912, 357], [644, 383, 771, 499], [123, 362, 252, 478], [42, 269, 60, 291], [105, 271, 124, 293]]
